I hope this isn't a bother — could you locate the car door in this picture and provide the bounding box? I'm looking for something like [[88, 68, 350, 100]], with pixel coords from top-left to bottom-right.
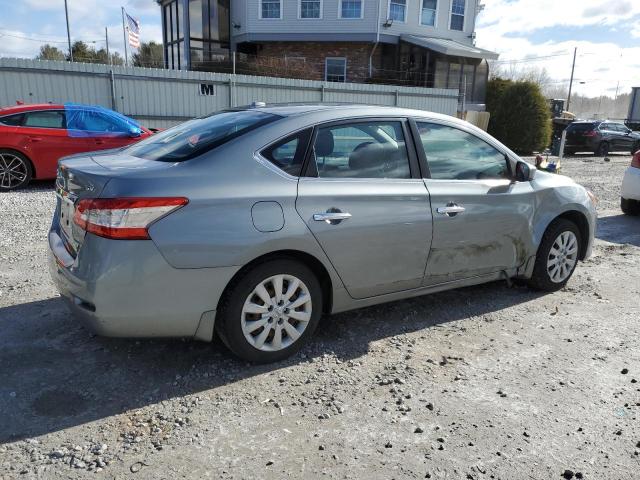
[[295, 118, 433, 299], [613, 124, 634, 150], [413, 120, 536, 286], [18, 110, 87, 178]]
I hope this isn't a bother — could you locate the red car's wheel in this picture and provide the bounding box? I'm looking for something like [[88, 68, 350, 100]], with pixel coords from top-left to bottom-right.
[[0, 150, 33, 191]]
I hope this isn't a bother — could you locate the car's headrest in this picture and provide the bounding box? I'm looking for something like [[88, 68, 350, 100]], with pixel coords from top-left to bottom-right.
[[315, 130, 334, 157], [348, 142, 389, 175]]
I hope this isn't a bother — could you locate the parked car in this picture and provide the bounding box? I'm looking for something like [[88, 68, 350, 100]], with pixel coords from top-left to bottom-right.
[[621, 150, 640, 215], [49, 104, 597, 363], [0, 103, 152, 190], [564, 120, 640, 156]]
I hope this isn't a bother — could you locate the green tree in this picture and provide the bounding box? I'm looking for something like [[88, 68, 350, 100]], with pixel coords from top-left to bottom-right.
[[35, 44, 66, 61], [487, 79, 552, 155], [131, 41, 164, 68]]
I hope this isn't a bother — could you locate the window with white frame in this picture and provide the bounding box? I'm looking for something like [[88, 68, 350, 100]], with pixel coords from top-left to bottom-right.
[[450, 0, 465, 30], [325, 57, 347, 82], [421, 0, 437, 26], [261, 0, 281, 19], [340, 0, 363, 19], [300, 0, 322, 18], [389, 0, 406, 22]]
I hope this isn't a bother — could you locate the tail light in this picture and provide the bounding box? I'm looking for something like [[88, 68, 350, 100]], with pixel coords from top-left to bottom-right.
[[632, 152, 640, 169], [583, 130, 597, 137], [73, 197, 188, 240]]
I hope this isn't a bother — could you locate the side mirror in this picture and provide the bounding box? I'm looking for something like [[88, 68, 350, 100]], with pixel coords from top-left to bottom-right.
[[128, 126, 142, 138], [514, 161, 532, 182]]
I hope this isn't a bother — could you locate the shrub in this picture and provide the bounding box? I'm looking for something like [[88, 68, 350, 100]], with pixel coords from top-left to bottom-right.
[[487, 79, 551, 155]]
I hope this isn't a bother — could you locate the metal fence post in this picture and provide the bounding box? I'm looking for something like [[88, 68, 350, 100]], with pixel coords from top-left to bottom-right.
[[109, 69, 117, 111], [229, 77, 234, 108], [321, 83, 325, 102], [395, 89, 399, 106]]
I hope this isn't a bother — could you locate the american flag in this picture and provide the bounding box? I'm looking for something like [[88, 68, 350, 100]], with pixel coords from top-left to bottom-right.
[[125, 12, 140, 49]]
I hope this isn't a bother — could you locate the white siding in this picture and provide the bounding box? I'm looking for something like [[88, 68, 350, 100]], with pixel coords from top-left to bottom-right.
[[238, 0, 477, 42]]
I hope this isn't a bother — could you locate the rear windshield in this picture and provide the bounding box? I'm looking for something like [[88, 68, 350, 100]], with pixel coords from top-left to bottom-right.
[[567, 123, 598, 132], [125, 110, 280, 162]]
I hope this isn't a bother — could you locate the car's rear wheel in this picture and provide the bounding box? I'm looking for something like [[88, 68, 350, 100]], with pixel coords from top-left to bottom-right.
[[528, 218, 581, 292], [596, 142, 609, 156], [0, 150, 32, 191], [621, 197, 640, 216], [216, 259, 323, 363]]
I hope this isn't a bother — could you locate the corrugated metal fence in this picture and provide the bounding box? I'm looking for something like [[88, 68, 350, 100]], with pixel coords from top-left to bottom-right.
[[0, 58, 460, 129]]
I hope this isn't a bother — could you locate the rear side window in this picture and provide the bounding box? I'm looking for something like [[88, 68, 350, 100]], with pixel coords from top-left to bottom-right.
[[416, 122, 509, 180], [23, 111, 65, 129], [311, 121, 411, 179], [126, 110, 280, 162], [567, 123, 597, 133], [261, 129, 312, 177], [0, 113, 24, 126]]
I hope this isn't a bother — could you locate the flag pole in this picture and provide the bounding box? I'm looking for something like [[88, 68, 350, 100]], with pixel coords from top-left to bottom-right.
[[121, 7, 129, 67], [105, 27, 111, 65]]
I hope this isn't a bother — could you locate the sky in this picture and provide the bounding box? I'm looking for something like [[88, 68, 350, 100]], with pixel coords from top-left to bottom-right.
[[0, 0, 638, 98]]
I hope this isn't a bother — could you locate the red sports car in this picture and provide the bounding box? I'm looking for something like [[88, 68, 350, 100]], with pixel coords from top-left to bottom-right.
[[0, 103, 152, 190]]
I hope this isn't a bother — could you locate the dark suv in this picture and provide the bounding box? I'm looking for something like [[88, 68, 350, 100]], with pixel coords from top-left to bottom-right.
[[564, 121, 640, 156]]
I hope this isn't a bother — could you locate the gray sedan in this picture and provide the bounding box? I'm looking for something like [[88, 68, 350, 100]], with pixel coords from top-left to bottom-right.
[[49, 104, 597, 363]]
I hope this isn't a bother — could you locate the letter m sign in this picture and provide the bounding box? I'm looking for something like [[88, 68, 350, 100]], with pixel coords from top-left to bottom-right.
[[199, 83, 216, 96]]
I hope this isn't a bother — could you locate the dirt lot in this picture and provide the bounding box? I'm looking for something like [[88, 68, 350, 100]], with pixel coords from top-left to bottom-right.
[[1, 154, 639, 480]]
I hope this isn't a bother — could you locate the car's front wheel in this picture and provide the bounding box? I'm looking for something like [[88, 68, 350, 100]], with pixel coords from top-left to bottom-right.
[[0, 150, 32, 191], [621, 197, 640, 216], [596, 142, 609, 156], [528, 218, 581, 291], [216, 259, 323, 363]]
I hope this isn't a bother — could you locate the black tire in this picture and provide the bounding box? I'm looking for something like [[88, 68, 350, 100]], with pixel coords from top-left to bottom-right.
[[0, 149, 33, 191], [527, 218, 582, 292], [621, 197, 640, 216], [216, 258, 323, 363], [596, 142, 609, 156], [564, 148, 576, 156]]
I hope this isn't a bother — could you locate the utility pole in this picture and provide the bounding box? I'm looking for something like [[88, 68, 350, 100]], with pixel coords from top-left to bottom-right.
[[105, 27, 111, 65], [64, 0, 73, 61], [121, 7, 129, 66], [566, 47, 577, 112]]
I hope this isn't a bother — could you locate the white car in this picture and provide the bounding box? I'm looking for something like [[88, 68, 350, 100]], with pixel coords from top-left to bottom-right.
[[621, 151, 640, 215]]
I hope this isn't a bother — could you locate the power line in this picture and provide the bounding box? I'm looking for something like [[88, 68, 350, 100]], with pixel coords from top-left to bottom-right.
[[492, 52, 573, 65], [0, 30, 102, 44]]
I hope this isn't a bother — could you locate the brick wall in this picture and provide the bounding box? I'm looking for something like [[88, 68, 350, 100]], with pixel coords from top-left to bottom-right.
[[249, 42, 381, 83]]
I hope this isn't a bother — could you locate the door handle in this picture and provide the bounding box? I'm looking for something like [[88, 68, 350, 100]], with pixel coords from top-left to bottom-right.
[[436, 204, 465, 216], [28, 137, 43, 142], [94, 139, 105, 145], [313, 211, 352, 224]]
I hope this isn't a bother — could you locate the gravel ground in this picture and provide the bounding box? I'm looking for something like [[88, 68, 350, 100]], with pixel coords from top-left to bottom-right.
[[1, 153, 639, 480]]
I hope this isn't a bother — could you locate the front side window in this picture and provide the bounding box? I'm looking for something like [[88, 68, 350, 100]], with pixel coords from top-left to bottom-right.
[[325, 57, 347, 82], [421, 0, 437, 26], [300, 0, 321, 18], [389, 0, 406, 21], [261, 129, 312, 176], [126, 110, 280, 162], [23, 111, 65, 129], [340, 0, 363, 18], [416, 122, 509, 180], [312, 121, 411, 179], [261, 0, 281, 19], [450, 0, 465, 30]]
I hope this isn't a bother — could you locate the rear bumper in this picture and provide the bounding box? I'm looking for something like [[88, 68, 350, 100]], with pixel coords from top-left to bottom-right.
[[622, 167, 640, 201], [564, 138, 598, 151], [48, 229, 240, 340]]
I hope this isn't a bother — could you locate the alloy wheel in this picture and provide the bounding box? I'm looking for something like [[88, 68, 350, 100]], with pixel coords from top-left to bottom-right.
[[547, 231, 578, 283], [241, 274, 312, 352], [0, 153, 28, 189]]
